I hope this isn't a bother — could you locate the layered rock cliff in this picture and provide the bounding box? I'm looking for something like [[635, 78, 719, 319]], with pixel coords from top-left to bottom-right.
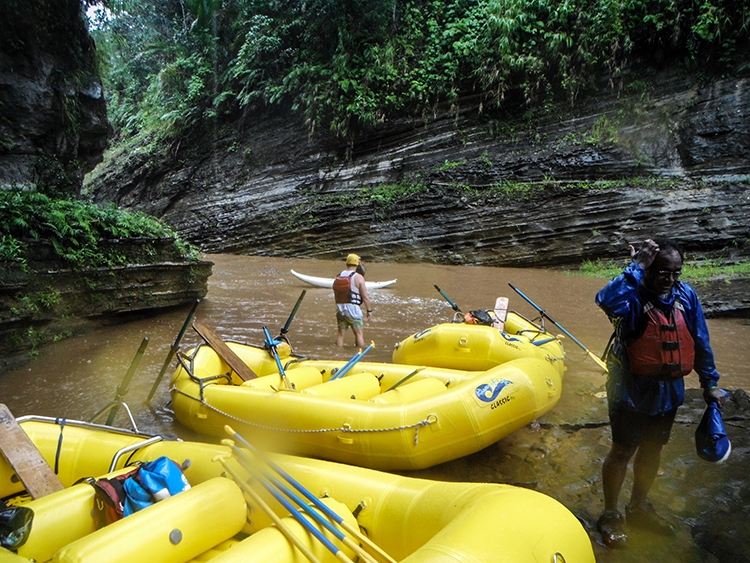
[[88, 71, 750, 268], [0, 0, 111, 193], [0, 1, 213, 372]]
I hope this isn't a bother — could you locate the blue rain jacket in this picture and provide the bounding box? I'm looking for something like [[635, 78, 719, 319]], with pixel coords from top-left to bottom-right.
[[596, 262, 720, 415]]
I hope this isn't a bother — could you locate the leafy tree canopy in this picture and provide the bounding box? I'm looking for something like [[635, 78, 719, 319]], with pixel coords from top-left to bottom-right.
[[89, 0, 750, 142]]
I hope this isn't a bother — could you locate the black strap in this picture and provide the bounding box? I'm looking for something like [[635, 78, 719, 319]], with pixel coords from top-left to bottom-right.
[[54, 418, 66, 475]]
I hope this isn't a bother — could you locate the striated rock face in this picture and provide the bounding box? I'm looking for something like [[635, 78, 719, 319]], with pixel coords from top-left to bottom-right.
[[0, 0, 111, 193], [88, 72, 750, 273], [0, 239, 212, 373]]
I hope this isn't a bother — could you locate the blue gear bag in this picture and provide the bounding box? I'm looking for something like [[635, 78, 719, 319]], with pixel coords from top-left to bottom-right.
[[695, 399, 731, 463], [122, 456, 191, 516]]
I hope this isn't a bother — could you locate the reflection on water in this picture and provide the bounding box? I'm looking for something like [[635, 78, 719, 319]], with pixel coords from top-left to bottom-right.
[[1, 254, 748, 559]]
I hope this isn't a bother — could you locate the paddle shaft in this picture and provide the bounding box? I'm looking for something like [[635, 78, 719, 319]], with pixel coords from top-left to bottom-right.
[[229, 448, 352, 562], [217, 457, 324, 563], [331, 342, 374, 380], [281, 289, 307, 336], [107, 337, 149, 425], [385, 368, 423, 392], [263, 326, 291, 389], [508, 283, 608, 372], [229, 443, 377, 563], [434, 285, 461, 312], [146, 299, 200, 404], [225, 426, 397, 563]]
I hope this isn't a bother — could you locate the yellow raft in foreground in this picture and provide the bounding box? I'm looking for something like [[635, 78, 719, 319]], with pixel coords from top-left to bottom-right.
[[0, 416, 595, 563], [170, 338, 564, 470], [393, 310, 566, 373]]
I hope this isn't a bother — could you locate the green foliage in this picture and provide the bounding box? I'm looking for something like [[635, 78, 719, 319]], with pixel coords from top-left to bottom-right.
[[435, 159, 468, 172], [32, 155, 81, 198], [577, 258, 750, 281], [0, 188, 198, 268], [361, 180, 429, 207], [92, 0, 750, 143]]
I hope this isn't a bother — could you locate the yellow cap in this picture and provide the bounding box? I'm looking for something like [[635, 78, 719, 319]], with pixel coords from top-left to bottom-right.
[[346, 253, 360, 266]]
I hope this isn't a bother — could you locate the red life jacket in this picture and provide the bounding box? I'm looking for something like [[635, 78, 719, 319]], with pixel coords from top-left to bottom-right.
[[332, 271, 361, 305], [626, 300, 695, 378]]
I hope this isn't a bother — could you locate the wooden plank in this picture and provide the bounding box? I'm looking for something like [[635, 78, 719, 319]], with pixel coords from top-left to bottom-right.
[[493, 297, 509, 332], [0, 404, 64, 499], [193, 321, 258, 381]]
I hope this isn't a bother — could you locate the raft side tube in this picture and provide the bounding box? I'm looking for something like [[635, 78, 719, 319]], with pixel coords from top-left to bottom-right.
[[52, 478, 246, 563]]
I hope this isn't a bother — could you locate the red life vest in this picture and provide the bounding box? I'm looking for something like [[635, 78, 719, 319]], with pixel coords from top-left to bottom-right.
[[332, 271, 361, 305], [626, 300, 695, 378]]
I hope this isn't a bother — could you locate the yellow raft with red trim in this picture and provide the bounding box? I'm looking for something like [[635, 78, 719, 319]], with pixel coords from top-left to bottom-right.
[[169, 333, 564, 471], [0, 415, 595, 563]]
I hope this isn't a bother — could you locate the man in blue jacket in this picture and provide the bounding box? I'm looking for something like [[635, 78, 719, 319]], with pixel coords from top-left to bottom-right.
[[595, 238, 726, 548]]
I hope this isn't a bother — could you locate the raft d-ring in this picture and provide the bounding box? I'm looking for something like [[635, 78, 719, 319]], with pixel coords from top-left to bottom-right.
[[552, 553, 567, 563], [342, 423, 352, 432], [426, 413, 438, 425], [458, 337, 468, 346], [546, 378, 554, 387]]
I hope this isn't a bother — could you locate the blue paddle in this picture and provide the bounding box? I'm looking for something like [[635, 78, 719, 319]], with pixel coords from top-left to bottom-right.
[[224, 425, 396, 563], [263, 325, 292, 388], [434, 285, 461, 313], [226, 441, 379, 563], [330, 342, 375, 380], [216, 457, 325, 563]]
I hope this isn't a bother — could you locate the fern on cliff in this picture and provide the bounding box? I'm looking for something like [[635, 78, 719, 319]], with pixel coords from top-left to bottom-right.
[[0, 189, 198, 268]]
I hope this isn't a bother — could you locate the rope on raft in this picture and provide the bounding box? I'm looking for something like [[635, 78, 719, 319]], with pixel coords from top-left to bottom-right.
[[170, 386, 438, 445]]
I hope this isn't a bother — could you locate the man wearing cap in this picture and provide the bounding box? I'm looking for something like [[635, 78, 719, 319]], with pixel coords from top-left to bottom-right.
[[594, 237, 726, 548], [333, 254, 372, 348]]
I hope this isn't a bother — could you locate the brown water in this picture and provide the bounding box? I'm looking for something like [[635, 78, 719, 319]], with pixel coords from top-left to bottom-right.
[[3, 254, 747, 432], [2, 254, 749, 560]]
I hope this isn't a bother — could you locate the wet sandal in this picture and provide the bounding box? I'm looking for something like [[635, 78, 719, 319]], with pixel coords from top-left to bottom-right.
[[597, 510, 628, 548]]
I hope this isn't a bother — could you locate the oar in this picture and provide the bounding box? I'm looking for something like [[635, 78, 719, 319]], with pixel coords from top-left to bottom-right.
[[225, 426, 397, 563], [146, 299, 200, 404], [107, 337, 149, 425], [280, 289, 306, 337], [215, 455, 324, 563], [508, 283, 608, 372], [224, 440, 378, 563], [330, 342, 375, 381], [384, 367, 424, 392], [223, 444, 355, 563], [263, 325, 292, 388], [434, 285, 461, 313]]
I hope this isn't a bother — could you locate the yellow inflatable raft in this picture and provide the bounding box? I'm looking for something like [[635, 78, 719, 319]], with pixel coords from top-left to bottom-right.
[[169, 337, 563, 470], [0, 415, 595, 563], [393, 309, 566, 373]]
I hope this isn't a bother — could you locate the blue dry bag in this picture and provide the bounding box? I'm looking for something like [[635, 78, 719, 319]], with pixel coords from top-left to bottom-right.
[[123, 456, 191, 516], [695, 401, 731, 463]]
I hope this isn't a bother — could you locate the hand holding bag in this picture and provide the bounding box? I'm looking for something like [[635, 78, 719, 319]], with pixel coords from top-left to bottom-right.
[[695, 400, 731, 463]]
